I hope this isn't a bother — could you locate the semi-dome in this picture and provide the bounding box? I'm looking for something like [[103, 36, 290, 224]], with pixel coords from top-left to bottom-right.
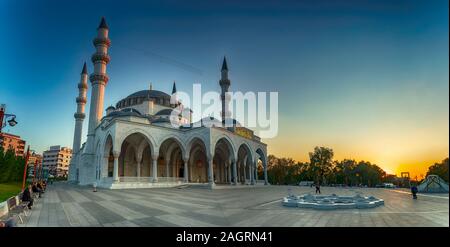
[[155, 108, 174, 116], [116, 89, 172, 109]]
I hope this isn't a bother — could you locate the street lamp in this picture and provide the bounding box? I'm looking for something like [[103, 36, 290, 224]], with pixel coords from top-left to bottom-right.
[[22, 146, 33, 191], [0, 104, 19, 133], [7, 117, 18, 127]]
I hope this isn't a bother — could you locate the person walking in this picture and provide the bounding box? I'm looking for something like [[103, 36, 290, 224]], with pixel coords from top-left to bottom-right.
[[411, 184, 418, 199], [315, 182, 321, 194]]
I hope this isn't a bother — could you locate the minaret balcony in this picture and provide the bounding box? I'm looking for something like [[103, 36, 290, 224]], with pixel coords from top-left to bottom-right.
[[74, 113, 86, 119], [93, 37, 111, 48], [91, 52, 111, 64], [219, 79, 230, 86], [78, 82, 88, 89], [76, 97, 87, 104], [89, 74, 109, 85]]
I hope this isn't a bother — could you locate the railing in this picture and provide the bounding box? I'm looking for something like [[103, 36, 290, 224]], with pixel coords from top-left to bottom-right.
[[118, 177, 153, 183], [116, 177, 185, 183], [156, 177, 185, 183]]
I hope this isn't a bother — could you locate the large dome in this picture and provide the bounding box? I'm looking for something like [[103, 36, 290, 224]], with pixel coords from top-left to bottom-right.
[[126, 90, 170, 99], [116, 89, 171, 109]]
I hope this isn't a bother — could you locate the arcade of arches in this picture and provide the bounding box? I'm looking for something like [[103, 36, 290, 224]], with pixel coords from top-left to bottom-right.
[[102, 133, 268, 185]]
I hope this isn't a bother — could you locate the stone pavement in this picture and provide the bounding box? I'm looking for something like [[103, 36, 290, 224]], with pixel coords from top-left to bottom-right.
[[21, 182, 449, 227]]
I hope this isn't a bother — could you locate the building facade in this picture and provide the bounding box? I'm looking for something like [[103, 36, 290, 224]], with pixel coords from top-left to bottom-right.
[[68, 18, 269, 189], [43, 146, 72, 177], [0, 133, 26, 157], [27, 153, 43, 177]]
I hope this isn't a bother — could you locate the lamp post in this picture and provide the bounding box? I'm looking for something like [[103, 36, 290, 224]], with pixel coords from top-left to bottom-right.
[[21, 146, 32, 191], [0, 104, 18, 134], [33, 158, 39, 183]]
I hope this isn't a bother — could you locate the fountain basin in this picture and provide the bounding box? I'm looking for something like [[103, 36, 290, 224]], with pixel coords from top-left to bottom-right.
[[282, 193, 384, 210]]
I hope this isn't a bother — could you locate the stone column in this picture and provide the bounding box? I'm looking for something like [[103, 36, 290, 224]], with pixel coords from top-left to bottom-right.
[[136, 152, 142, 182], [208, 157, 214, 185], [254, 162, 258, 184], [189, 158, 193, 181], [136, 161, 141, 179], [243, 161, 247, 185], [224, 164, 228, 184], [183, 157, 189, 183], [165, 158, 170, 178], [250, 161, 255, 185], [103, 155, 108, 179], [152, 154, 158, 182], [232, 160, 238, 185], [112, 151, 119, 183], [264, 160, 268, 185], [228, 162, 232, 184]]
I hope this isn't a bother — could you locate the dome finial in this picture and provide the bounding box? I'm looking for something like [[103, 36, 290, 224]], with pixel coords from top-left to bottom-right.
[[149, 82, 153, 91]]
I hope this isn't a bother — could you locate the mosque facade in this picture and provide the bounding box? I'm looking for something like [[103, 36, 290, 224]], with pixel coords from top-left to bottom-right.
[[67, 18, 268, 189]]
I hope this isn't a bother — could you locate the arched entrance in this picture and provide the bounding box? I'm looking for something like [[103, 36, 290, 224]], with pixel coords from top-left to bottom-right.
[[213, 138, 235, 184], [118, 133, 153, 181], [237, 143, 253, 185], [102, 135, 114, 178], [256, 148, 268, 185], [187, 138, 208, 183], [158, 137, 185, 181]]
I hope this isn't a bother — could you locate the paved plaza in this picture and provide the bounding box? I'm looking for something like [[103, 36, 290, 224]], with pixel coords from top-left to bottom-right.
[[22, 182, 449, 227]]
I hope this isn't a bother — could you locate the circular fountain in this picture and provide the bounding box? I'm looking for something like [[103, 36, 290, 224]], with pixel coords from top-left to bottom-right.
[[282, 192, 384, 210]]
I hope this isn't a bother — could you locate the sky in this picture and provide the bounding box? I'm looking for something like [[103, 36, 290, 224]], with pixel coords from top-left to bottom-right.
[[0, 0, 448, 178]]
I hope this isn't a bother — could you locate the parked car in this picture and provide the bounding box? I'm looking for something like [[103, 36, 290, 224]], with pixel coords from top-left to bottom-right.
[[383, 183, 396, 188], [298, 181, 314, 186]]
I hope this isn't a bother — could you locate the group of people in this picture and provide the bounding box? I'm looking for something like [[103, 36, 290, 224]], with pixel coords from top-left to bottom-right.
[[20, 180, 47, 210], [1, 180, 48, 228]]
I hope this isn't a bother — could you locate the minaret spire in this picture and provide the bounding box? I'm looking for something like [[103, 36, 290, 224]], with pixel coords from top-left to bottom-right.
[[85, 17, 111, 154], [172, 81, 177, 94], [219, 56, 231, 124], [73, 62, 88, 154], [98, 16, 109, 30], [81, 62, 88, 74], [221, 57, 228, 71], [68, 62, 88, 182], [170, 81, 178, 107]]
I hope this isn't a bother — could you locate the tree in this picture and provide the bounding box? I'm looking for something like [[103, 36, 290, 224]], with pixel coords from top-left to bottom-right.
[[426, 158, 449, 182], [0, 146, 26, 183], [334, 159, 357, 185], [308, 146, 334, 185]]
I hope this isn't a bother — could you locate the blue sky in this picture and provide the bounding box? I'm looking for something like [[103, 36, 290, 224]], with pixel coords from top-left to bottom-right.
[[0, 0, 448, 176]]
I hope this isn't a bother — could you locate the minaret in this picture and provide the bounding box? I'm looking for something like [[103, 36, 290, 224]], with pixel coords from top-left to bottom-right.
[[219, 57, 231, 123], [72, 62, 88, 154], [85, 17, 111, 153], [172, 81, 177, 94], [170, 81, 178, 107]]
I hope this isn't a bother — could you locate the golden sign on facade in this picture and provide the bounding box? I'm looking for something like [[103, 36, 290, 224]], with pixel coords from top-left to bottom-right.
[[235, 127, 253, 140]]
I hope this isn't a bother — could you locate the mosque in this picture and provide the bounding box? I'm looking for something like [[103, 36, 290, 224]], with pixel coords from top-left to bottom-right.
[[67, 17, 268, 189]]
